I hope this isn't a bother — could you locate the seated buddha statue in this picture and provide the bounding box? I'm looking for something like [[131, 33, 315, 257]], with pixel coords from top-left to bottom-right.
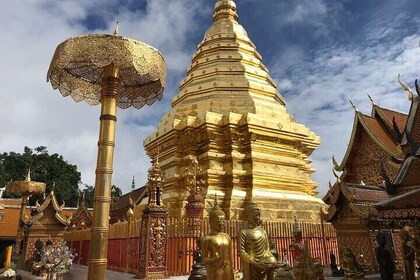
[[201, 199, 234, 280], [341, 247, 365, 280], [239, 201, 277, 280]]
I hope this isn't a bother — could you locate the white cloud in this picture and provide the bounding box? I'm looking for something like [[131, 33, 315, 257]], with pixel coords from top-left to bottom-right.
[[285, 0, 327, 24], [275, 32, 420, 197], [0, 0, 204, 194], [2, 0, 419, 201]]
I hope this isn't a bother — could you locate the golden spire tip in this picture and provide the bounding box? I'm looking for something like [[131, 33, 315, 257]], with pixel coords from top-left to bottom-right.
[[367, 93, 376, 105], [25, 168, 31, 182], [113, 21, 119, 35], [349, 99, 358, 112], [397, 73, 414, 101]]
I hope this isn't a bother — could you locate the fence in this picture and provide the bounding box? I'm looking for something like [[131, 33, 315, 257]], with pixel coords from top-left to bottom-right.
[[64, 218, 338, 276]]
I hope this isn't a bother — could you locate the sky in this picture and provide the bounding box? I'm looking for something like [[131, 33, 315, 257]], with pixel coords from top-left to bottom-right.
[[0, 0, 419, 198]]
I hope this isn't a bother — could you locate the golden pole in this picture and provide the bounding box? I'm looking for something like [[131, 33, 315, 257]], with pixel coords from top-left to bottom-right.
[[4, 246, 12, 270], [320, 207, 328, 266], [87, 63, 120, 280]]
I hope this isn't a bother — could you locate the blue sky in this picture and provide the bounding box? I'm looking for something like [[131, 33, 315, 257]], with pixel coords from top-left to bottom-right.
[[0, 0, 419, 197]]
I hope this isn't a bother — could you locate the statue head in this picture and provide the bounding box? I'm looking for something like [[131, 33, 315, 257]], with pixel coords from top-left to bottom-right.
[[244, 201, 261, 227], [400, 227, 412, 242], [292, 217, 302, 240], [209, 201, 225, 233]]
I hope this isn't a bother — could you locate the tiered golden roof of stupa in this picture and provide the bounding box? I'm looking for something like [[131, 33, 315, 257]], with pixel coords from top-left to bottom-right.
[[144, 0, 323, 221]]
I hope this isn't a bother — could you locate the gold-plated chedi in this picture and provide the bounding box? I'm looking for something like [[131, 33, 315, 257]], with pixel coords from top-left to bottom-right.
[[202, 198, 234, 280], [144, 0, 323, 221], [239, 201, 277, 280], [47, 24, 166, 280]]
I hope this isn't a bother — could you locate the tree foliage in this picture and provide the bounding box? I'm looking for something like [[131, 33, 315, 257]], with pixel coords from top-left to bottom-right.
[[0, 146, 81, 207], [81, 184, 122, 208]]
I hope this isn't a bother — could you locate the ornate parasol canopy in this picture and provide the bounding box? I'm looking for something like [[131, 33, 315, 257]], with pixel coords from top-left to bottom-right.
[[5, 171, 46, 196], [47, 34, 166, 109]]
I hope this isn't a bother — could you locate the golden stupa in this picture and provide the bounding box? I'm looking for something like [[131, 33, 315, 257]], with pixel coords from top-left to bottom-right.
[[144, 0, 324, 221]]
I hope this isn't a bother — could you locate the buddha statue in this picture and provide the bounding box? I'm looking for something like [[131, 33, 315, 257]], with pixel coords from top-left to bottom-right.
[[239, 201, 277, 280], [400, 226, 416, 280], [341, 247, 365, 280], [189, 237, 207, 280], [201, 200, 234, 280], [289, 219, 323, 280]]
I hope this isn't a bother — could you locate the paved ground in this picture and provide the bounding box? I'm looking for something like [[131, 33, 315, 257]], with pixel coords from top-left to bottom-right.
[[15, 264, 405, 280], [16, 264, 188, 280]]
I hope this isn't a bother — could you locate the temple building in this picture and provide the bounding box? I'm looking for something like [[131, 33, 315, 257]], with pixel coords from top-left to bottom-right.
[[0, 193, 90, 266], [323, 78, 420, 271], [322, 98, 407, 270], [144, 0, 323, 221]]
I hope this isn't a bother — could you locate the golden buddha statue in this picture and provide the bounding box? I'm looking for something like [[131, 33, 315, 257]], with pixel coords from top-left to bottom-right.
[[239, 201, 277, 280], [201, 199, 234, 280], [400, 226, 416, 280], [341, 247, 365, 280]]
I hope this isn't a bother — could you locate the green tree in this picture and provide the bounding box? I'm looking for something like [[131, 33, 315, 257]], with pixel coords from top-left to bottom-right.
[[0, 146, 81, 207], [81, 184, 122, 208]]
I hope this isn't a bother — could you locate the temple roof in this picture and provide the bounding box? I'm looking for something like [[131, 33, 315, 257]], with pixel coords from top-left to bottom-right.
[[391, 95, 420, 191], [111, 186, 147, 213], [376, 188, 420, 210], [337, 109, 404, 172], [69, 201, 92, 230], [322, 180, 389, 222], [371, 105, 408, 133], [401, 96, 420, 145], [24, 190, 71, 226]]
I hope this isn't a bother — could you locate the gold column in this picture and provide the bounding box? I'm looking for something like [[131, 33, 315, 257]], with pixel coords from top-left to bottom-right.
[[320, 208, 328, 266], [87, 64, 120, 280], [4, 246, 12, 270], [15, 195, 28, 255]]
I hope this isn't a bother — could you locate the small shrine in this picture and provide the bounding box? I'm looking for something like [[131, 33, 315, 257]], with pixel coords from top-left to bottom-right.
[[22, 190, 71, 263], [68, 198, 92, 231]]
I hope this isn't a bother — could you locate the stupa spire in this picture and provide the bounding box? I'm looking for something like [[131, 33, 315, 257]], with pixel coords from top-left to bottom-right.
[[213, 0, 238, 22]]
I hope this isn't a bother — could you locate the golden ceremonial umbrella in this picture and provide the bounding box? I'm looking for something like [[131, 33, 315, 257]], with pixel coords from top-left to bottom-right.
[[5, 171, 46, 258], [47, 27, 166, 280]]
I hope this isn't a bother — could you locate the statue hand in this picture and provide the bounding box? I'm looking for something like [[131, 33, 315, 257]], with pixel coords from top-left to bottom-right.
[[251, 259, 269, 270]]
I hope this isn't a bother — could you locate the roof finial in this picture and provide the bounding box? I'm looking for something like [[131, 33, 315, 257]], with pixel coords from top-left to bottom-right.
[[349, 99, 358, 112], [51, 181, 56, 194], [332, 169, 341, 184], [113, 21, 119, 35], [397, 74, 414, 101], [131, 176, 135, 191], [367, 93, 376, 105], [213, 0, 238, 22], [332, 155, 340, 171]]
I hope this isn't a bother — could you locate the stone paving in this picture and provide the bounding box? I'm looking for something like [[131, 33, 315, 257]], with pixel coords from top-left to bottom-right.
[[16, 264, 405, 280]]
